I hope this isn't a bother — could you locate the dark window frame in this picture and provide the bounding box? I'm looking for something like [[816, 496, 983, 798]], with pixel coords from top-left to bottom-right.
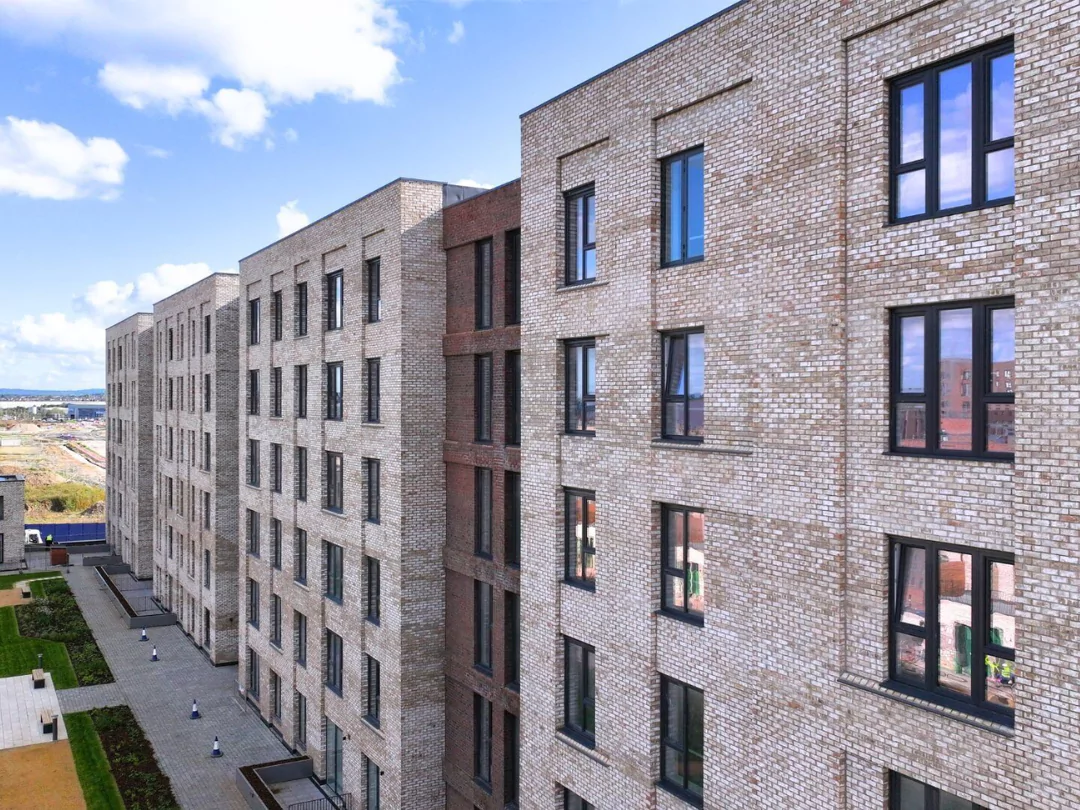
[[474, 467, 492, 558], [294, 610, 307, 666], [294, 528, 308, 585], [505, 350, 521, 446], [271, 367, 282, 417], [890, 39, 1015, 224], [475, 354, 493, 442], [324, 540, 344, 603], [365, 358, 380, 423], [364, 654, 381, 727], [325, 270, 344, 331], [295, 282, 309, 337], [270, 443, 282, 493], [563, 789, 595, 810], [295, 365, 308, 419], [564, 489, 596, 589], [295, 446, 308, 502], [365, 556, 381, 625], [661, 504, 705, 624], [473, 693, 493, 789], [564, 184, 597, 285], [325, 629, 343, 695], [366, 257, 381, 324], [890, 297, 1015, 460], [248, 299, 261, 345], [475, 238, 493, 330], [504, 470, 521, 567], [505, 228, 521, 324], [562, 636, 595, 747], [888, 536, 1015, 722], [661, 329, 705, 442], [505, 590, 520, 690], [365, 458, 380, 523], [564, 339, 596, 435], [325, 451, 344, 513], [248, 370, 260, 416], [473, 579, 493, 674], [661, 146, 705, 267], [660, 675, 704, 805], [271, 290, 283, 341], [270, 518, 282, 569], [325, 361, 343, 421], [889, 771, 987, 810]]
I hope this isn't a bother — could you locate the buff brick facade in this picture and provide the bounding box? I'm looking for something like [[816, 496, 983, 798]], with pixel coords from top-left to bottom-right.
[[105, 312, 155, 579], [519, 2, 1080, 809], [0, 475, 25, 571], [151, 273, 241, 665], [443, 180, 522, 810], [237, 178, 482, 809]]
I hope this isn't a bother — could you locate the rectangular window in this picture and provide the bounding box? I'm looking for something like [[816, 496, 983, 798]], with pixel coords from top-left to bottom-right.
[[475, 467, 492, 557], [504, 471, 521, 567], [247, 578, 259, 627], [248, 298, 261, 345], [563, 789, 594, 810], [565, 185, 596, 284], [891, 41, 1014, 222], [365, 556, 381, 624], [661, 505, 706, 622], [564, 489, 596, 587], [366, 358, 380, 423], [204, 373, 211, 412], [563, 637, 595, 745], [890, 537, 1015, 718], [246, 509, 260, 556], [505, 229, 521, 325], [325, 361, 343, 421], [295, 365, 308, 418], [505, 590, 520, 690], [203, 314, 211, 353], [365, 458, 380, 523], [326, 270, 344, 331], [660, 675, 704, 804], [295, 282, 309, 337], [474, 580, 493, 672], [168, 328, 174, 360], [271, 367, 282, 416], [270, 594, 282, 647], [475, 354, 493, 441], [662, 147, 705, 265], [295, 691, 307, 748], [325, 452, 343, 512], [203, 432, 211, 471], [203, 490, 211, 530], [504, 711, 519, 806], [475, 238, 493, 329], [294, 528, 308, 585], [662, 330, 705, 440], [565, 340, 596, 434], [473, 693, 492, 787], [505, 351, 521, 445], [270, 443, 282, 493], [295, 611, 307, 666], [247, 439, 260, 487], [890, 772, 985, 810], [204, 548, 210, 588], [325, 541, 344, 602], [247, 648, 260, 697], [366, 257, 381, 324], [295, 446, 308, 502], [271, 518, 282, 569], [325, 629, 343, 695], [891, 299, 1014, 458], [248, 370, 260, 415], [272, 290, 283, 341], [364, 655, 381, 727], [364, 756, 380, 810]]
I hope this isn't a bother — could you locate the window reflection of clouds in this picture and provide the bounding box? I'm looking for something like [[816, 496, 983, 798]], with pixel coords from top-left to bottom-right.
[[900, 84, 924, 163], [939, 309, 973, 360], [991, 308, 1015, 363], [900, 316, 925, 393], [991, 53, 1014, 140], [938, 64, 973, 209]]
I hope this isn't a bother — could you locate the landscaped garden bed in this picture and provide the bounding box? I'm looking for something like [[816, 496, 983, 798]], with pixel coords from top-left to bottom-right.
[[13, 577, 113, 686], [83, 706, 179, 810]]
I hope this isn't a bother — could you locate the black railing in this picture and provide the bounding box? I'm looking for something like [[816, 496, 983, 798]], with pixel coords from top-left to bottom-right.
[[288, 794, 353, 810]]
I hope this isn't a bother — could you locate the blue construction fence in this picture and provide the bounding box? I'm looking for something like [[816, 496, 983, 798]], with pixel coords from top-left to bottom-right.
[[24, 522, 107, 543]]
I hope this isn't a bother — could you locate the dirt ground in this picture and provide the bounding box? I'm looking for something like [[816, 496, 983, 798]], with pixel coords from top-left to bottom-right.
[[0, 589, 31, 608], [0, 741, 86, 810]]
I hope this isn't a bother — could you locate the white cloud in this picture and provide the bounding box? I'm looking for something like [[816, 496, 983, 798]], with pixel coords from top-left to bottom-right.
[[75, 262, 217, 319], [0, 116, 128, 200], [0, 0, 404, 147], [283, 128, 298, 143], [453, 178, 493, 189], [276, 200, 310, 238], [140, 145, 171, 159], [448, 20, 465, 44], [134, 262, 215, 303], [7, 313, 105, 358]]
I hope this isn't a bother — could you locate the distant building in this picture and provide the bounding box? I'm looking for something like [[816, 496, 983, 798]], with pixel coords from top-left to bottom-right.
[[0, 475, 25, 571], [65, 402, 106, 420]]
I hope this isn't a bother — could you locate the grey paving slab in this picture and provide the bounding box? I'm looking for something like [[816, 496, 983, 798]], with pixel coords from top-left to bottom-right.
[[0, 672, 66, 749], [56, 682, 125, 713], [63, 564, 290, 810]]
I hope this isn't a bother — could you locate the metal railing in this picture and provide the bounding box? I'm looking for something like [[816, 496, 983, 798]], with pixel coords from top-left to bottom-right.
[[288, 793, 353, 810]]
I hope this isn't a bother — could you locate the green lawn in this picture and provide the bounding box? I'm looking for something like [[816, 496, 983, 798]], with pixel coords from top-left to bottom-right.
[[0, 604, 77, 688], [0, 570, 63, 592], [15, 578, 113, 686], [66, 712, 125, 810]]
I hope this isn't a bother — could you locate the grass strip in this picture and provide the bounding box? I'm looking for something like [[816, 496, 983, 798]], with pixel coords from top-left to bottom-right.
[[0, 570, 64, 592], [0, 605, 78, 687], [66, 711, 125, 810], [88, 706, 180, 810]]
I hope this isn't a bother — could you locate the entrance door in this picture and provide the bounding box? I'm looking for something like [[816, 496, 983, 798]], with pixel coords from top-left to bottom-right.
[[325, 719, 344, 796]]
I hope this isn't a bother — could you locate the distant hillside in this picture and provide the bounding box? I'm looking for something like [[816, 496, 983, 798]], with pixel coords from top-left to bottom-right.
[[0, 389, 105, 397]]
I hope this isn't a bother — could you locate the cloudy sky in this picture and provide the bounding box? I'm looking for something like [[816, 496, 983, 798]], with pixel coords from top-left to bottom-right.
[[0, 0, 733, 390]]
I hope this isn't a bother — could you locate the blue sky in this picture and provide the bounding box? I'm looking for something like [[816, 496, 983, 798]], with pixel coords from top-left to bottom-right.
[[0, 0, 736, 390]]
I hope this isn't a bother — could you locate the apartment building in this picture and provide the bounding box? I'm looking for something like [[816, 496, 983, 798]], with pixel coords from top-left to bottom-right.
[[152, 274, 241, 664], [105, 313, 154, 578], [442, 180, 522, 809], [519, 2, 1077, 810], [237, 178, 482, 808], [0, 475, 25, 571]]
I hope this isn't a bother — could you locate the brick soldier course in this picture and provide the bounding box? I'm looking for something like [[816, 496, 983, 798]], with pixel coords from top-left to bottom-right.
[[152, 274, 241, 665], [0, 475, 25, 571], [105, 313, 154, 578]]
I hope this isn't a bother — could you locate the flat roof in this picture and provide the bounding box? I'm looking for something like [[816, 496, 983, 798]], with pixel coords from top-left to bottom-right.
[[442, 178, 520, 212], [520, 0, 749, 119]]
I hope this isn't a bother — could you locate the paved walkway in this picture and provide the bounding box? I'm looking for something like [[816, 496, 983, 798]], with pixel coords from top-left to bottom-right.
[[56, 682, 125, 713], [0, 672, 66, 749], [63, 562, 289, 810]]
